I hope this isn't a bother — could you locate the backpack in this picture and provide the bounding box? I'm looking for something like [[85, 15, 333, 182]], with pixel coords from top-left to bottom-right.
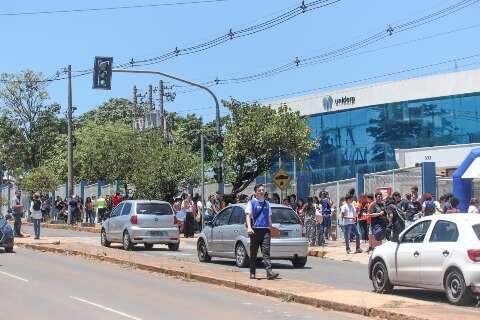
[[33, 200, 41, 211], [424, 200, 435, 216]]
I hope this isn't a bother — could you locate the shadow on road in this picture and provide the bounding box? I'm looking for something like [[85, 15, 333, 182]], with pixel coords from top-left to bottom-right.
[[208, 259, 312, 270], [392, 288, 479, 308]]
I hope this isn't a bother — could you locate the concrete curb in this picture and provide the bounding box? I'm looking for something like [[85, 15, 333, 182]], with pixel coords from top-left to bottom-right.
[[16, 242, 427, 320], [22, 222, 100, 233]]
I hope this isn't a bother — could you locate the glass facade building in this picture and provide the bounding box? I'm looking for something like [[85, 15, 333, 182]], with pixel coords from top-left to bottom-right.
[[305, 92, 480, 184]]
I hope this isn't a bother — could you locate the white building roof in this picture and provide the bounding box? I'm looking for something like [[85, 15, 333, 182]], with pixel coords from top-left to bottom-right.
[[269, 68, 480, 116]]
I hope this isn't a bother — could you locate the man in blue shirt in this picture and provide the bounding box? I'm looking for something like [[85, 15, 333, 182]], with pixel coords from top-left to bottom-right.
[[245, 184, 279, 280]]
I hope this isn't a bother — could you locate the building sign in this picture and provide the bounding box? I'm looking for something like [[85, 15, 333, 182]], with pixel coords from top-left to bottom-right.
[[322, 95, 355, 112]]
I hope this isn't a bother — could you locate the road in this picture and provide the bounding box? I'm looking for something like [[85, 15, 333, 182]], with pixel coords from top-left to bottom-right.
[[0, 248, 368, 320], [19, 226, 467, 305]]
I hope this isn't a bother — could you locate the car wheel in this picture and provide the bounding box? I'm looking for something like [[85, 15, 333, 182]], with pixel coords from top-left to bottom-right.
[[101, 229, 111, 247], [371, 260, 394, 293], [144, 243, 154, 250], [235, 243, 250, 268], [4, 246, 14, 253], [122, 231, 133, 251], [197, 239, 211, 262], [292, 256, 307, 268], [168, 243, 179, 251], [445, 269, 473, 306]]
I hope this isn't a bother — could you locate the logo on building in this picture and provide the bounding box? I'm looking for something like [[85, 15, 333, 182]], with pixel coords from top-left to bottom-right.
[[334, 96, 355, 106], [322, 95, 333, 111]]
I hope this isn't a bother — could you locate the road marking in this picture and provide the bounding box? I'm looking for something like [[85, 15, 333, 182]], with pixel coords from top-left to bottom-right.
[[69, 296, 142, 320], [0, 271, 29, 282]]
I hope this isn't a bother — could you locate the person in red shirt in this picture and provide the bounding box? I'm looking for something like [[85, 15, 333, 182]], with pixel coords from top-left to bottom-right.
[[112, 192, 123, 208]]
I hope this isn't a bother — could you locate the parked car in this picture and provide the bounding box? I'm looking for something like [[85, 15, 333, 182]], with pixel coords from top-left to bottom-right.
[[369, 214, 480, 305], [101, 200, 180, 251], [197, 203, 309, 268], [0, 213, 14, 253]]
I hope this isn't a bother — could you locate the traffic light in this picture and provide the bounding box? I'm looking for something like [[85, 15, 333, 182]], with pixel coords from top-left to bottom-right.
[[93, 56, 113, 90], [216, 135, 224, 161], [213, 166, 223, 183]]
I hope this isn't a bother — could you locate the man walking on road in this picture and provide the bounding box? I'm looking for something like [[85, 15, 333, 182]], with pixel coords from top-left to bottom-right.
[[245, 184, 279, 280], [10, 190, 25, 237]]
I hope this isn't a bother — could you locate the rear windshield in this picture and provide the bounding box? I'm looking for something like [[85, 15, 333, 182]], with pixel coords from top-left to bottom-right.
[[473, 224, 480, 240], [136, 203, 173, 216], [272, 208, 300, 224]]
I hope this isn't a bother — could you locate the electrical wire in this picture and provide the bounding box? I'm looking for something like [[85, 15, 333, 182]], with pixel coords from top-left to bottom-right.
[[0, 0, 231, 17]]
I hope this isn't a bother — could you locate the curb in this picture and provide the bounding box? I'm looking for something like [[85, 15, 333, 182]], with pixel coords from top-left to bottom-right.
[[16, 242, 427, 320], [22, 222, 100, 233]]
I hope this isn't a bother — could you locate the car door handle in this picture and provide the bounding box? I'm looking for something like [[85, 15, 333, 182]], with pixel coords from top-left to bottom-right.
[[234, 230, 238, 233], [413, 251, 420, 257], [442, 250, 450, 256]]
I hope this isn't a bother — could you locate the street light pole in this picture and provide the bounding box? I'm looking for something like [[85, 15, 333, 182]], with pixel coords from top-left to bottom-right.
[[112, 68, 224, 193]]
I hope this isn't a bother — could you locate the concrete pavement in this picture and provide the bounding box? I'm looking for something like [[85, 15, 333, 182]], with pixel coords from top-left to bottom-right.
[[1, 247, 367, 320], [11, 235, 480, 320]]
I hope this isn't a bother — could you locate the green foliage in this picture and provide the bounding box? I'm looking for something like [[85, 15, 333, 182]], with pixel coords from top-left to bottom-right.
[[74, 121, 134, 183], [223, 99, 316, 195], [18, 166, 61, 194], [76, 98, 134, 127], [0, 71, 66, 170], [130, 130, 200, 201]]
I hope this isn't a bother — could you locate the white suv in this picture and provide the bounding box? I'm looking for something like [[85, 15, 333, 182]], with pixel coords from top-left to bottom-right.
[[369, 214, 480, 305]]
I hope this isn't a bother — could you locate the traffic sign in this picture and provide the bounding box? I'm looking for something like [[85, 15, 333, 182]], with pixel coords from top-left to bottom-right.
[[272, 168, 291, 190]]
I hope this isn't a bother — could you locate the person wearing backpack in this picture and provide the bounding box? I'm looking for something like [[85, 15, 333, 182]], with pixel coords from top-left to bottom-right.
[[30, 193, 43, 240], [422, 193, 436, 217]]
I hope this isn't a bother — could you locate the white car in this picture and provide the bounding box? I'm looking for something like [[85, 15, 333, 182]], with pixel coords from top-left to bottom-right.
[[369, 214, 480, 305]]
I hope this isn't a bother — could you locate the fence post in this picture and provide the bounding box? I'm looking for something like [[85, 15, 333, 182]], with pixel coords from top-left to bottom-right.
[[80, 181, 86, 202], [355, 172, 364, 197], [97, 180, 103, 197], [422, 162, 437, 199]]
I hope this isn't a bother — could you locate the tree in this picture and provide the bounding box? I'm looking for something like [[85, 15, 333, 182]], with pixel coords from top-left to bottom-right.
[[18, 166, 61, 194], [76, 98, 134, 127], [223, 99, 316, 195], [0, 70, 65, 170], [130, 130, 200, 201]]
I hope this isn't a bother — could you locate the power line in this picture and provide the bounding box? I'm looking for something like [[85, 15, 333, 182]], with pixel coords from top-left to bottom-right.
[[0, 0, 230, 17]]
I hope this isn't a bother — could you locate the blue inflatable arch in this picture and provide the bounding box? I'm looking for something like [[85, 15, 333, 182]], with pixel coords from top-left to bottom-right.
[[452, 148, 480, 212]]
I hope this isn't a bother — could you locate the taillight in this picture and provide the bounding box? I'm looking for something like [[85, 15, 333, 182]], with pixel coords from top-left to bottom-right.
[[467, 249, 480, 262], [302, 229, 306, 237], [130, 215, 138, 225], [174, 216, 179, 225]]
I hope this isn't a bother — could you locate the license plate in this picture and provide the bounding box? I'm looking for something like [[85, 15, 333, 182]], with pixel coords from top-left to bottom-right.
[[150, 231, 167, 237], [279, 230, 289, 237]]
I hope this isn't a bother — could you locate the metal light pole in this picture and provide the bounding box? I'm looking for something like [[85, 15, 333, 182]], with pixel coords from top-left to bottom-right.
[[112, 68, 224, 193], [200, 133, 205, 222]]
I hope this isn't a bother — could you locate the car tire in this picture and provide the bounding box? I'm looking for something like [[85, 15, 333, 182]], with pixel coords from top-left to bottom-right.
[[4, 246, 14, 253], [235, 243, 250, 268], [101, 229, 111, 247], [197, 239, 211, 262], [168, 243, 179, 251], [144, 243, 154, 250], [371, 260, 394, 294], [292, 256, 307, 268], [122, 231, 133, 251], [445, 269, 473, 306]]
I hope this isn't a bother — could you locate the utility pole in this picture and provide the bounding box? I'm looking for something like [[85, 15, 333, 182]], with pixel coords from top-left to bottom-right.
[[159, 80, 165, 135], [67, 65, 74, 224], [133, 85, 138, 128], [200, 133, 205, 225], [148, 84, 153, 112]]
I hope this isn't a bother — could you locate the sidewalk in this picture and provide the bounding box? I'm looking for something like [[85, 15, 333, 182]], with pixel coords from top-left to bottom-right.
[[13, 236, 480, 320], [22, 221, 370, 264]]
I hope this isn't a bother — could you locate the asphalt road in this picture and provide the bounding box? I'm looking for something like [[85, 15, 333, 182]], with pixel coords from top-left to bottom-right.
[[0, 248, 368, 320], [19, 225, 473, 306]]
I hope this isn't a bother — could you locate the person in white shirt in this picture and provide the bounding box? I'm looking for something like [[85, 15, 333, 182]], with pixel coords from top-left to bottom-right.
[[30, 192, 43, 240], [468, 198, 479, 214], [341, 194, 362, 254]]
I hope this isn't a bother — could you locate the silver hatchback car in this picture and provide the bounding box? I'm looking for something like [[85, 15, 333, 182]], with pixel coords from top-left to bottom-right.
[[101, 200, 180, 251], [369, 214, 480, 305], [197, 203, 309, 268]]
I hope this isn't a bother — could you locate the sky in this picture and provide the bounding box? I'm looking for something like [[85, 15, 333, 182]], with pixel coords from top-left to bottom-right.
[[1, 0, 479, 122]]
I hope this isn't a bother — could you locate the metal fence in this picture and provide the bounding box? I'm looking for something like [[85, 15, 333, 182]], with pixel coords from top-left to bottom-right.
[[84, 183, 98, 199], [364, 167, 422, 196], [1, 184, 31, 217]]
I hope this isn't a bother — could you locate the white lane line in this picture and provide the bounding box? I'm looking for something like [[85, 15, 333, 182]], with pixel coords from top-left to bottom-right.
[[69, 296, 143, 320], [0, 271, 29, 282]]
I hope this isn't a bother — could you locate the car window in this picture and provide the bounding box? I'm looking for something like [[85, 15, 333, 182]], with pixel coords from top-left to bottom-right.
[[229, 207, 246, 225], [429, 220, 459, 242], [215, 208, 232, 226], [272, 207, 300, 224], [121, 203, 132, 216], [110, 203, 124, 217], [473, 224, 480, 240], [402, 220, 431, 243], [136, 203, 173, 215]]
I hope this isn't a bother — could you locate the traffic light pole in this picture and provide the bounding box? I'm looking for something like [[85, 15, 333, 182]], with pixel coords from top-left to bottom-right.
[[112, 68, 224, 194]]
